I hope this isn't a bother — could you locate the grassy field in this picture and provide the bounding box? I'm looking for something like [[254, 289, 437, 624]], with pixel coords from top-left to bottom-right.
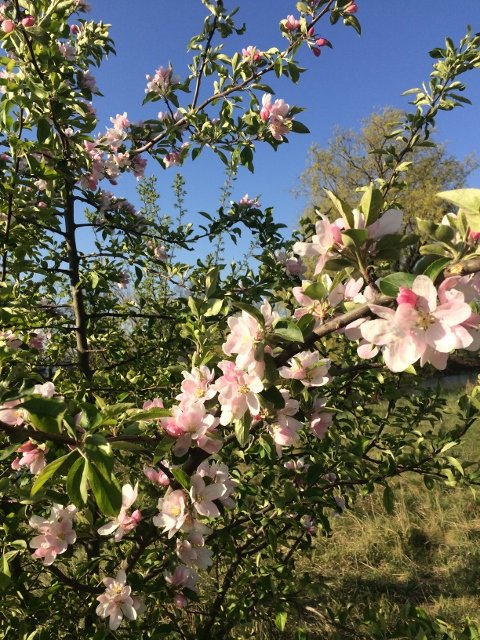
[[289, 382, 480, 639]]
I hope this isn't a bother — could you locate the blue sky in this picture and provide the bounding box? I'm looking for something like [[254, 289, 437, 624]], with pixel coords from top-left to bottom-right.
[[88, 0, 480, 246]]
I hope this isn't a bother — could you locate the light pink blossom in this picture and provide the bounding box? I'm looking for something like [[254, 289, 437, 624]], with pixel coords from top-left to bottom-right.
[[97, 484, 142, 542], [215, 360, 264, 425], [153, 489, 188, 538], [29, 504, 77, 565], [96, 570, 143, 631], [11, 441, 48, 475], [279, 351, 331, 387], [360, 275, 473, 372]]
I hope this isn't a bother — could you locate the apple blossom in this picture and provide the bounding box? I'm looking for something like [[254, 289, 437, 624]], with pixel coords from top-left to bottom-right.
[[279, 351, 331, 387], [29, 504, 77, 566], [359, 276, 473, 372], [96, 570, 143, 631], [11, 441, 48, 475], [153, 489, 189, 538], [97, 484, 142, 542]]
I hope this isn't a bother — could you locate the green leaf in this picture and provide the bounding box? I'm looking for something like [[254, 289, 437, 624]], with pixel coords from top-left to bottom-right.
[[290, 120, 310, 134], [234, 414, 251, 447], [129, 407, 171, 422], [324, 189, 354, 227], [231, 301, 264, 326], [360, 184, 383, 225], [66, 456, 89, 507], [203, 298, 224, 317], [171, 467, 191, 491], [87, 462, 122, 517], [273, 320, 304, 343], [437, 188, 480, 231], [378, 272, 416, 297], [21, 397, 66, 434], [260, 386, 285, 410], [383, 485, 395, 514], [31, 450, 78, 497], [303, 282, 327, 300], [0, 553, 11, 590], [37, 118, 51, 144], [422, 257, 450, 283], [275, 611, 288, 632], [341, 228, 369, 248]]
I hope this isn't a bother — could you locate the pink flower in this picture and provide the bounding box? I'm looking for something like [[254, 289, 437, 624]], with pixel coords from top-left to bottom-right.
[[189, 474, 227, 517], [176, 366, 217, 404], [238, 194, 260, 207], [328, 277, 365, 307], [292, 283, 327, 330], [12, 441, 48, 475], [360, 275, 473, 372], [0, 399, 24, 426], [29, 504, 77, 566], [344, 2, 358, 14], [215, 360, 264, 426], [33, 381, 56, 397], [145, 65, 178, 95], [293, 215, 343, 275], [97, 484, 141, 542], [242, 46, 261, 62], [96, 570, 143, 631], [316, 37, 329, 47], [367, 209, 403, 238], [282, 15, 301, 31], [160, 401, 219, 456], [270, 389, 303, 456], [164, 564, 199, 591], [144, 465, 170, 486], [153, 489, 188, 538], [279, 351, 331, 387], [309, 397, 333, 439]]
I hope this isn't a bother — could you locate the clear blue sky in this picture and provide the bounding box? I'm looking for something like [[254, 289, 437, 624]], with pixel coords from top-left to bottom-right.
[[88, 0, 480, 246]]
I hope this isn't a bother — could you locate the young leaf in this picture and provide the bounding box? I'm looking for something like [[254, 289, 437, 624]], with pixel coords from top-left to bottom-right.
[[66, 456, 89, 507], [31, 450, 78, 497], [87, 462, 122, 517]]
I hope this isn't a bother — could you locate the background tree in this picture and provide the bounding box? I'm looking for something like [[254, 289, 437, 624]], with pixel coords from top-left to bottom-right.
[[298, 107, 478, 229]]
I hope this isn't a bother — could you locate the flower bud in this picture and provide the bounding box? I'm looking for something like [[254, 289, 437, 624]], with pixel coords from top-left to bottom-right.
[[396, 287, 418, 307], [173, 594, 188, 609], [312, 47, 321, 57], [316, 37, 329, 47], [344, 2, 358, 14], [1, 19, 15, 33], [21, 16, 35, 27]]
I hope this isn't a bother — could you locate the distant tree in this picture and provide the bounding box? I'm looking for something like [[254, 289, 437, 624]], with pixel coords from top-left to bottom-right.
[[298, 107, 478, 230]]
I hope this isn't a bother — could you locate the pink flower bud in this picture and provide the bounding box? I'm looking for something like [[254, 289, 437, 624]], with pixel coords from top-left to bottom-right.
[[344, 2, 358, 14], [307, 27, 314, 37], [316, 37, 329, 47], [173, 594, 188, 609], [468, 229, 480, 242], [21, 16, 35, 27], [2, 19, 15, 33], [396, 287, 418, 307], [312, 47, 321, 57], [70, 24, 80, 34]]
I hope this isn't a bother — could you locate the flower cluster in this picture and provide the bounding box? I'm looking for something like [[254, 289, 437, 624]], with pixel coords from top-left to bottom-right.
[[29, 504, 77, 566], [355, 275, 475, 371], [260, 93, 291, 141]]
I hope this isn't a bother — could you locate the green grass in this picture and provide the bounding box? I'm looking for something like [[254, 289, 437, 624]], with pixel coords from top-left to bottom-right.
[[290, 384, 480, 638]]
